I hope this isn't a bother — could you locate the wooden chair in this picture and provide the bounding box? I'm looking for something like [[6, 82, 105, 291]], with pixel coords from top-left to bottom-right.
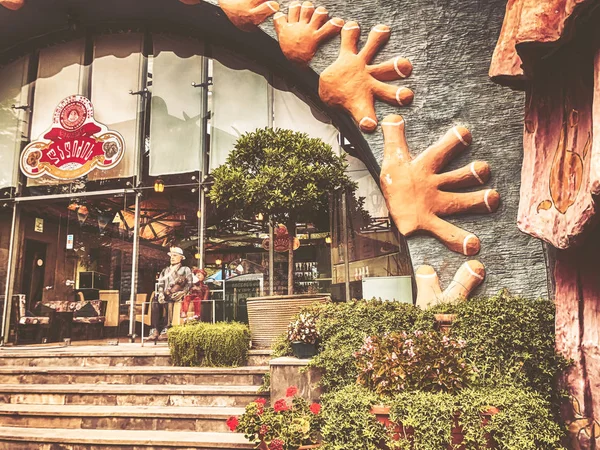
[[99, 290, 120, 328], [135, 292, 152, 327], [13, 294, 54, 345]]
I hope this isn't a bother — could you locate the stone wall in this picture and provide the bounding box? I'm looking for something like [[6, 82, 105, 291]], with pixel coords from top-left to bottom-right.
[[249, 0, 550, 298]]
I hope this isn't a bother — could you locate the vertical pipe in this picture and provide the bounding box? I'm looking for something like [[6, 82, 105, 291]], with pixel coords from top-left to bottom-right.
[[1, 203, 19, 344], [269, 222, 274, 295], [198, 56, 209, 269], [128, 192, 141, 341], [341, 192, 351, 302]]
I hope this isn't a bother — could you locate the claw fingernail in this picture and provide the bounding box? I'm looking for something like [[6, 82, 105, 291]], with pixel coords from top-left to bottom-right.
[[372, 24, 390, 33], [359, 117, 377, 131], [329, 18, 344, 27], [463, 234, 479, 256], [396, 88, 414, 106], [315, 7, 328, 15], [470, 162, 484, 185], [266, 1, 279, 12], [343, 23, 360, 30], [394, 57, 410, 78]]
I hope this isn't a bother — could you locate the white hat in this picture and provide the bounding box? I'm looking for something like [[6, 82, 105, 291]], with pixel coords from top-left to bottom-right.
[[167, 247, 186, 260]]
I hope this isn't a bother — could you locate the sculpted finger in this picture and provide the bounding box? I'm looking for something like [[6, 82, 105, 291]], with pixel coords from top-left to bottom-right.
[[368, 57, 413, 81], [299, 1, 314, 23], [340, 21, 361, 54], [426, 215, 481, 256], [415, 265, 443, 309], [310, 6, 330, 29], [359, 24, 391, 63], [371, 79, 414, 107], [287, 0, 301, 22], [314, 17, 345, 41], [249, 1, 280, 25], [381, 114, 411, 165], [438, 189, 500, 216], [443, 260, 485, 302], [273, 11, 288, 34], [417, 126, 472, 173], [437, 161, 491, 190]]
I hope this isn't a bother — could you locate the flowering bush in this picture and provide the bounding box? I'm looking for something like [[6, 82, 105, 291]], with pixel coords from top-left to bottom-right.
[[354, 330, 477, 396], [287, 312, 320, 345], [228, 386, 323, 450]]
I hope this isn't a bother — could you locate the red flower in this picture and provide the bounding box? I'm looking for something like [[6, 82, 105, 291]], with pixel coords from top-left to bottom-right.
[[255, 398, 267, 406], [269, 438, 285, 450], [310, 403, 321, 414], [286, 386, 299, 397], [226, 416, 239, 432], [259, 424, 270, 437], [273, 399, 289, 412]]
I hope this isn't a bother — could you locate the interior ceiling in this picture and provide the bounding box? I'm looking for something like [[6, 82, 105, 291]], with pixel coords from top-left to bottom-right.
[[0, 0, 380, 183]]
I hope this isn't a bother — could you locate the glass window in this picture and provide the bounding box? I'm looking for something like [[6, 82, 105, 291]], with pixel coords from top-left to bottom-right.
[[89, 33, 145, 181], [209, 49, 269, 171], [0, 57, 29, 190], [149, 35, 204, 177]]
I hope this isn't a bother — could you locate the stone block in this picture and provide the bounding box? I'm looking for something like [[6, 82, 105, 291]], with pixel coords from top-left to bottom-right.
[[269, 357, 323, 406]]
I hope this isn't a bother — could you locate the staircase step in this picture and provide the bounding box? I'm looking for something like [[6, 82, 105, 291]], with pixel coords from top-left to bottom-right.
[[0, 384, 266, 407], [0, 404, 245, 432], [0, 366, 268, 385], [0, 345, 271, 367], [0, 426, 254, 449]]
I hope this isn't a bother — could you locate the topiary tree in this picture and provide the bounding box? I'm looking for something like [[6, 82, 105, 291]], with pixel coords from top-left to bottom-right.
[[209, 128, 356, 294]]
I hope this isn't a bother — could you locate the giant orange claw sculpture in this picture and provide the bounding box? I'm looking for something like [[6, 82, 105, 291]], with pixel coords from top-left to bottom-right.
[[219, 0, 280, 31], [319, 22, 414, 133], [0, 0, 24, 10], [379, 114, 500, 256], [273, 1, 344, 66], [415, 261, 485, 308]]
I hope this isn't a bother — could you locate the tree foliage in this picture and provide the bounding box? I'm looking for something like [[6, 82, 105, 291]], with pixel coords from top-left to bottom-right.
[[208, 128, 356, 226]]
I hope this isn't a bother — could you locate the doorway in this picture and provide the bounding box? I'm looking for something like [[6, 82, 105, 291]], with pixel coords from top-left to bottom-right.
[[22, 240, 47, 310]]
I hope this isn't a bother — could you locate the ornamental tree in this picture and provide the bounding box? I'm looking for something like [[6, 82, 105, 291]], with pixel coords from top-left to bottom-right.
[[209, 128, 356, 294]]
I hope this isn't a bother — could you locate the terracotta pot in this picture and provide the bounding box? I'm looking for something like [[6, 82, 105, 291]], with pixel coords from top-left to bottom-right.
[[371, 404, 498, 449], [434, 313, 457, 333]]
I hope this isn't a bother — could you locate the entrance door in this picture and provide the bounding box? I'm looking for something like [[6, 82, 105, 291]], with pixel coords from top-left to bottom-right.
[[22, 240, 47, 309]]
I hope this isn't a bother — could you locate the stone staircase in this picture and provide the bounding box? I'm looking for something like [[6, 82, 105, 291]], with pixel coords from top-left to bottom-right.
[[0, 344, 270, 449]]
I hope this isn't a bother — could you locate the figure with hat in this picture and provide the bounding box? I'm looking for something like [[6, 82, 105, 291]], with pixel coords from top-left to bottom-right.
[[181, 268, 210, 320], [148, 247, 193, 342]]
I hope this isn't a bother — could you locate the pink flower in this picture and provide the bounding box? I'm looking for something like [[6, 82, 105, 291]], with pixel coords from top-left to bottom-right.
[[269, 438, 285, 450], [259, 424, 270, 437], [310, 403, 321, 414], [255, 398, 267, 406], [274, 399, 289, 412], [226, 416, 239, 432], [286, 386, 298, 397]]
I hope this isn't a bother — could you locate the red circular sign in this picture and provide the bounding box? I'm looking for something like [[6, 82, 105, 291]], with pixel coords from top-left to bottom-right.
[[59, 100, 87, 131]]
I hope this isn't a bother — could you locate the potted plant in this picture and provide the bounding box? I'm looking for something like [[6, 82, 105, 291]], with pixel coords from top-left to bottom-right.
[[287, 311, 320, 359], [227, 386, 323, 450], [209, 128, 356, 347]]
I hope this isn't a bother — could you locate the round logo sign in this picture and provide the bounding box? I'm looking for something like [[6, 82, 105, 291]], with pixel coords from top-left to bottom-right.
[[59, 100, 87, 131]]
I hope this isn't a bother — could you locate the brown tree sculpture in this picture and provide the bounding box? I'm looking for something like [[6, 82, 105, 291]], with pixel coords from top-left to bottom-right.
[[273, 1, 344, 66], [0, 0, 24, 10], [319, 22, 414, 133], [415, 260, 485, 309], [379, 114, 500, 256], [219, 0, 280, 31]]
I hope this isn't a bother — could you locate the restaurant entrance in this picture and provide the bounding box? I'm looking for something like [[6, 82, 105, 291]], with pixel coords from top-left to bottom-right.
[[22, 240, 47, 311]]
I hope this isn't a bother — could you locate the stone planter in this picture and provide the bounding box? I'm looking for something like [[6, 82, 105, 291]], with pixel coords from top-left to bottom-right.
[[291, 341, 318, 359], [434, 314, 457, 333], [247, 294, 329, 348], [371, 404, 498, 449]]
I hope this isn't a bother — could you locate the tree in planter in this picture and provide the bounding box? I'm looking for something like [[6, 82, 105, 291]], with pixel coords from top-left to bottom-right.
[[209, 128, 356, 294]]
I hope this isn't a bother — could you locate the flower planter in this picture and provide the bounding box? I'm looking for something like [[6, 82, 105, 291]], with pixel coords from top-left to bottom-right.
[[371, 404, 498, 449], [434, 313, 457, 333], [246, 294, 329, 348], [291, 341, 318, 359], [258, 442, 320, 449]]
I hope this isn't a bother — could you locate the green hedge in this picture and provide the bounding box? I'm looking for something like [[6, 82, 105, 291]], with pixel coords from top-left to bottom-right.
[[168, 321, 250, 367]]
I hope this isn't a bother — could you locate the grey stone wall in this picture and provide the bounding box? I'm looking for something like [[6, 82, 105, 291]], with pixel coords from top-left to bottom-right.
[[252, 0, 549, 298]]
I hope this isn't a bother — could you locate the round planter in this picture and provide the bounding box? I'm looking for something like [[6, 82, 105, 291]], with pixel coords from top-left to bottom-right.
[[291, 341, 318, 359], [258, 441, 320, 449], [434, 313, 457, 333], [246, 294, 329, 348]]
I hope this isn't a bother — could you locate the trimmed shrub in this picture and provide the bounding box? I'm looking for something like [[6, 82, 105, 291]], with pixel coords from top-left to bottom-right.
[[168, 321, 250, 367]]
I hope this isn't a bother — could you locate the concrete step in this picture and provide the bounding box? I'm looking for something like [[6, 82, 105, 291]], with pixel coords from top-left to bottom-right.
[[0, 404, 245, 433], [0, 345, 271, 367], [0, 426, 254, 449], [0, 366, 268, 386], [0, 384, 267, 407]]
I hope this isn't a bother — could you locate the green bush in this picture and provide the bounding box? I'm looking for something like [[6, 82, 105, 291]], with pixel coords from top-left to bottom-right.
[[168, 321, 250, 367], [320, 384, 386, 450], [386, 386, 566, 450], [449, 290, 569, 403], [308, 299, 427, 391], [271, 332, 293, 358]]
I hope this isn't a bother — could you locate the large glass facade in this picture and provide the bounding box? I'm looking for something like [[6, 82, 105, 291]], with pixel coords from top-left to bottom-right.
[[0, 31, 413, 344]]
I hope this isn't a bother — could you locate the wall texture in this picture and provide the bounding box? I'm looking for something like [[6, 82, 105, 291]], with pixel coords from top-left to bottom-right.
[[243, 0, 550, 298]]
